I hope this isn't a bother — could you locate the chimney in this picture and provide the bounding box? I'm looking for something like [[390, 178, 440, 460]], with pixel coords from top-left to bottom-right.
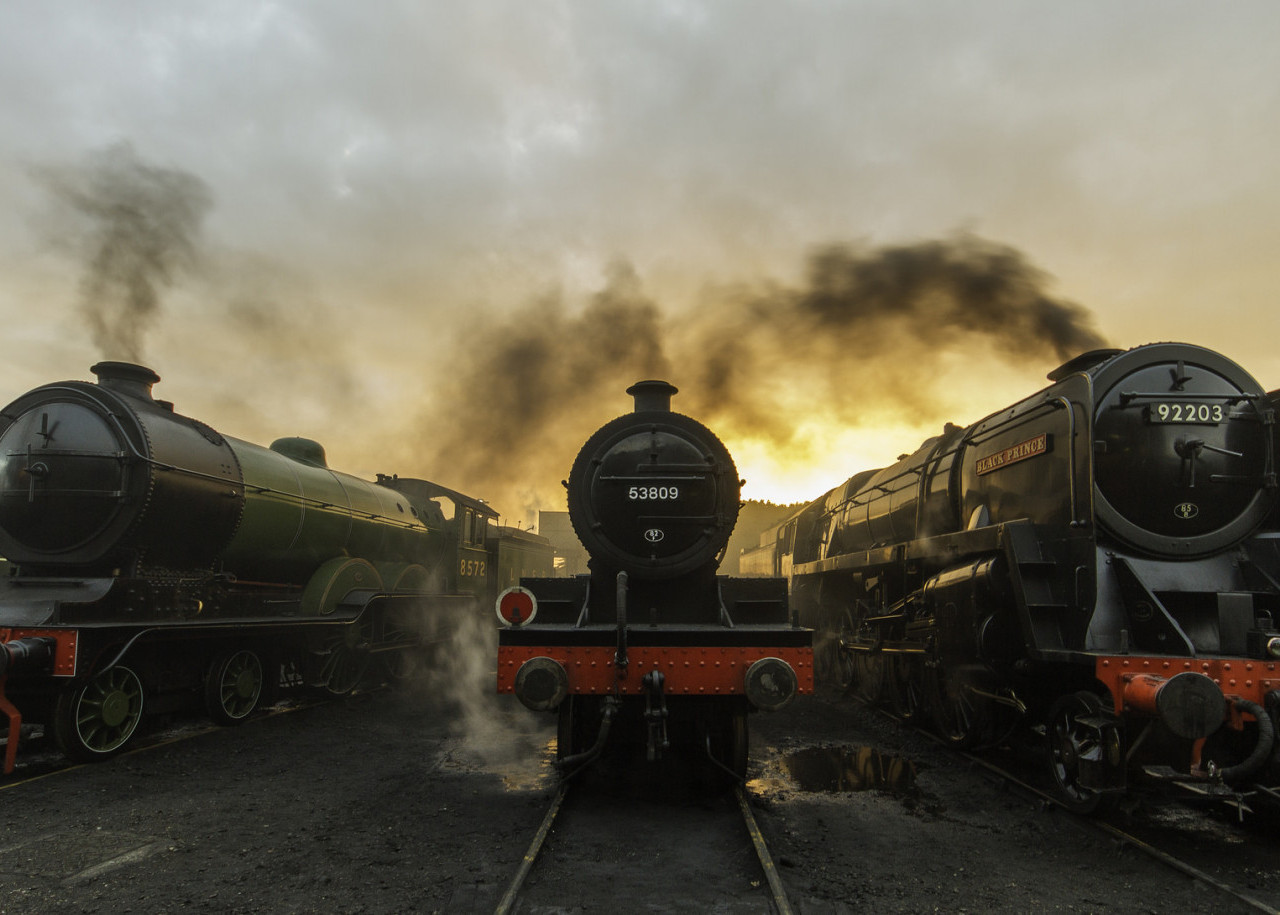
[[626, 380, 677, 413], [91, 362, 161, 401]]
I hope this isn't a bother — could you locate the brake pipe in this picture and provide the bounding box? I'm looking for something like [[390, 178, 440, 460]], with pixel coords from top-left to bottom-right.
[[1215, 698, 1275, 784]]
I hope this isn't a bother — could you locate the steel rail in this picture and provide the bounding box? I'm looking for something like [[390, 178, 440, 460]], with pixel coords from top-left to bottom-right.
[[494, 780, 569, 915], [951, 747, 1279, 915], [493, 776, 794, 913], [735, 782, 795, 915], [864, 697, 1279, 915]]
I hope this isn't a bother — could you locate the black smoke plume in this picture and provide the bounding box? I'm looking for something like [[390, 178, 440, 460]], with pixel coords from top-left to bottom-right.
[[416, 261, 671, 514], [797, 237, 1104, 357], [409, 234, 1107, 519], [679, 234, 1107, 434], [33, 142, 212, 362]]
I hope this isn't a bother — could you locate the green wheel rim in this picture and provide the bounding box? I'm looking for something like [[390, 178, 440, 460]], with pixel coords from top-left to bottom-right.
[[216, 650, 264, 720], [74, 666, 144, 754]]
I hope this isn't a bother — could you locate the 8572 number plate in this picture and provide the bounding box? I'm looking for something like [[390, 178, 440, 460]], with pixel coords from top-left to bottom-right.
[[1146, 402, 1226, 425]]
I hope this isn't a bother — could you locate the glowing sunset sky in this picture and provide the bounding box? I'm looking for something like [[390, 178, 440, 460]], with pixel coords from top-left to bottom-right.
[[0, 2, 1277, 521]]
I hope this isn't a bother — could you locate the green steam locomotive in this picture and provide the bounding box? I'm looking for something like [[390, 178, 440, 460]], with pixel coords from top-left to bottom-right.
[[0, 362, 551, 771]]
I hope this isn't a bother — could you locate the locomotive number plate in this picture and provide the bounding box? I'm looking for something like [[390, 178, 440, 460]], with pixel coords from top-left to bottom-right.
[[628, 485, 680, 500], [1146, 402, 1226, 425]]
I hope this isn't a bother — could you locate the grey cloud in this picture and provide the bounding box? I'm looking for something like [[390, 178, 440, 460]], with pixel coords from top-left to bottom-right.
[[0, 1, 1277, 516]]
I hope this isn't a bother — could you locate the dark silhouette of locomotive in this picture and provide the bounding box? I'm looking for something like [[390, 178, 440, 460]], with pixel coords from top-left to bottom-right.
[[742, 343, 1280, 810], [0, 362, 551, 772], [497, 381, 812, 778]]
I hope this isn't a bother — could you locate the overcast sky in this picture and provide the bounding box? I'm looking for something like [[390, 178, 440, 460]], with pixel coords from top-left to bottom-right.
[[1, 2, 1277, 519]]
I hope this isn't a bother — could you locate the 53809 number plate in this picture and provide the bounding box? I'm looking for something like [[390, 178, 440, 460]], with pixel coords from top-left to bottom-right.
[[628, 485, 680, 500], [1146, 402, 1226, 425]]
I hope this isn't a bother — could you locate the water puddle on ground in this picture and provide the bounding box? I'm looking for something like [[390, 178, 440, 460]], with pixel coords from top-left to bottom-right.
[[777, 745, 919, 794], [499, 737, 559, 791]]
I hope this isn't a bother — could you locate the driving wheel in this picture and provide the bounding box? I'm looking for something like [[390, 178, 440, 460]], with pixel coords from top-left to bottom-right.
[[205, 649, 265, 725], [53, 666, 145, 761]]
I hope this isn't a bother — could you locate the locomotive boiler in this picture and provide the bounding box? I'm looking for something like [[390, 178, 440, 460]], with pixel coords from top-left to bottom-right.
[[744, 342, 1280, 810], [0, 362, 552, 771], [497, 381, 812, 778]]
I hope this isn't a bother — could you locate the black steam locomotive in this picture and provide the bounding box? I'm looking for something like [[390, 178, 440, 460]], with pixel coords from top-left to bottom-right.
[[0, 362, 552, 772], [497, 381, 812, 778], [742, 343, 1280, 810]]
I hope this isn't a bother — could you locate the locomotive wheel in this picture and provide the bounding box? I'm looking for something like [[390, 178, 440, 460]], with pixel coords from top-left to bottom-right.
[[205, 649, 264, 725], [924, 663, 990, 749], [885, 656, 927, 722], [1045, 692, 1119, 815], [850, 650, 886, 705], [380, 611, 427, 683], [52, 666, 145, 762], [816, 610, 856, 690], [381, 644, 425, 683], [312, 621, 372, 696]]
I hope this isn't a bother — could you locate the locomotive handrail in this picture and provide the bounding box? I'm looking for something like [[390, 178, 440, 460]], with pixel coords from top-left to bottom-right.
[[574, 577, 592, 627], [1049, 396, 1082, 526], [1117, 391, 1260, 405], [610, 461, 718, 473], [237, 482, 425, 528], [837, 464, 939, 510], [635, 513, 719, 523], [2, 447, 129, 458], [838, 397, 1076, 520], [911, 428, 964, 537], [715, 579, 736, 628], [962, 398, 1061, 448], [1207, 473, 1274, 486]]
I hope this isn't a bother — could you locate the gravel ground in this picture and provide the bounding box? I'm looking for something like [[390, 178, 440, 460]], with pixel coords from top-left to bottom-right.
[[749, 691, 1274, 914], [1, 671, 1275, 913]]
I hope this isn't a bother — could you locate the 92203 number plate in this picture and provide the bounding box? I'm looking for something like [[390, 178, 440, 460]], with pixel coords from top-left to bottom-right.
[[1146, 402, 1226, 425]]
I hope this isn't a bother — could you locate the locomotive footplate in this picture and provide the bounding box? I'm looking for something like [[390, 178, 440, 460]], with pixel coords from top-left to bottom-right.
[[498, 626, 814, 699]]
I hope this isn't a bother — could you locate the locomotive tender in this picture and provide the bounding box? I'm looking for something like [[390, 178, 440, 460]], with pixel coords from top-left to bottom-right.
[[742, 342, 1280, 810], [497, 381, 813, 778], [0, 362, 552, 771]]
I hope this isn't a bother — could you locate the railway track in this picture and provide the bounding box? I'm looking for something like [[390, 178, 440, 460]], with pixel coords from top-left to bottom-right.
[[870, 700, 1280, 915], [495, 772, 794, 914], [952, 747, 1279, 914]]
